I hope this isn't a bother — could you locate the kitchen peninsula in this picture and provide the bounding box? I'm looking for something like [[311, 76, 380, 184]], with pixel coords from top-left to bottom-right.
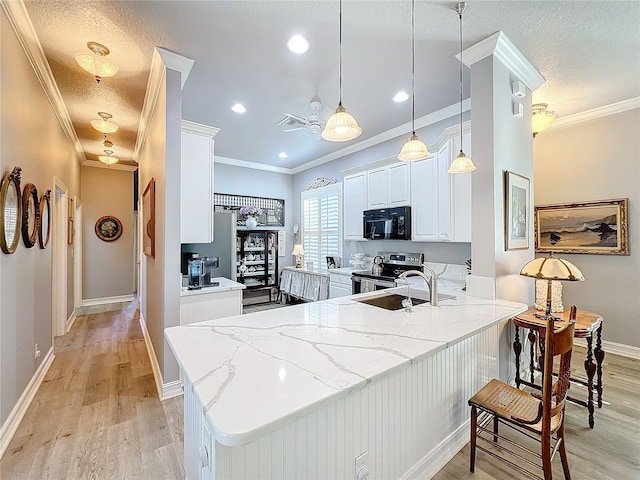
[[166, 284, 527, 480], [179, 277, 245, 325]]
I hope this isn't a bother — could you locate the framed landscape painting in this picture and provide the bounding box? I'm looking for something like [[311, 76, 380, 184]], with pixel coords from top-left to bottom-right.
[[535, 198, 629, 255]]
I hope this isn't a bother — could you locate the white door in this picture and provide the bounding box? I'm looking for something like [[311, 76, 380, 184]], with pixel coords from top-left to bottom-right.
[[436, 141, 452, 241], [387, 162, 411, 206], [343, 172, 367, 240], [410, 156, 438, 241], [366, 167, 387, 208], [52, 178, 68, 338]]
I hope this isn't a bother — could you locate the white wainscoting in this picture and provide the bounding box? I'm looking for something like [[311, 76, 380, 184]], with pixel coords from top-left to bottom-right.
[[183, 326, 500, 479]]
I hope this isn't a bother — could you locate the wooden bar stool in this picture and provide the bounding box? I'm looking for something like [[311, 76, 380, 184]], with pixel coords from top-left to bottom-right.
[[468, 306, 577, 480]]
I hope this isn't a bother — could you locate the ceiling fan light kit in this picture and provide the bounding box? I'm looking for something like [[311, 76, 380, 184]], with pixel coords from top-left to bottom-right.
[[322, 0, 362, 143], [74, 41, 118, 83], [398, 0, 429, 162], [448, 2, 477, 174]]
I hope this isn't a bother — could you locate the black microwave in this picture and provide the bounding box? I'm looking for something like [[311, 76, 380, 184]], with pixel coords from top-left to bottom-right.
[[363, 206, 411, 240]]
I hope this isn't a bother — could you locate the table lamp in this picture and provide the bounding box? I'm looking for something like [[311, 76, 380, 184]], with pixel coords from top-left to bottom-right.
[[520, 252, 584, 320], [292, 244, 305, 268]]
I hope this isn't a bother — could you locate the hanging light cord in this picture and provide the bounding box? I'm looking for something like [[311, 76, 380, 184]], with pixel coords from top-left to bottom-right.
[[338, 0, 343, 107], [411, 0, 416, 135], [458, 7, 464, 152]]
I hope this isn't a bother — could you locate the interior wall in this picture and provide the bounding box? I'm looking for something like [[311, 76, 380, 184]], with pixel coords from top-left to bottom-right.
[[214, 163, 294, 267], [291, 115, 472, 267], [0, 9, 80, 425], [534, 108, 640, 348], [80, 166, 134, 300]]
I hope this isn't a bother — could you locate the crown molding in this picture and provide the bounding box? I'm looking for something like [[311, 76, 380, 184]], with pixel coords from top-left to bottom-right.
[[291, 99, 469, 175], [458, 31, 545, 91], [81, 160, 138, 172], [1, 0, 86, 165], [181, 119, 220, 137], [548, 97, 640, 132], [215, 156, 293, 175], [134, 47, 194, 163]]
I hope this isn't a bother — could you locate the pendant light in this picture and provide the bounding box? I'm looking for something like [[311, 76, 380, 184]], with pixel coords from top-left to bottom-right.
[[74, 42, 119, 83], [322, 0, 362, 142], [448, 2, 477, 174], [98, 149, 119, 167], [398, 0, 430, 161]]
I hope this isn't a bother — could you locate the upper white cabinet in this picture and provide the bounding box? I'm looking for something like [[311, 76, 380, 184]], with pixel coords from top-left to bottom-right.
[[181, 120, 219, 244], [411, 128, 472, 242], [343, 172, 368, 240], [366, 162, 410, 209]]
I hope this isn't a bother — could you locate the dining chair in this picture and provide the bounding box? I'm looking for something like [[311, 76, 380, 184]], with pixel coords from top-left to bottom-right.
[[468, 305, 577, 479]]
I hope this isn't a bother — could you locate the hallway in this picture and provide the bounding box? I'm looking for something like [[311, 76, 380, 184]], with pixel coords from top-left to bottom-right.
[[0, 302, 184, 479]]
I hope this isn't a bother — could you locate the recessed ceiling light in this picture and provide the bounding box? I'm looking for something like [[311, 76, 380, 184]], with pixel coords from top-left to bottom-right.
[[278, 152, 288, 158], [231, 103, 247, 113], [393, 91, 409, 103], [287, 35, 309, 54]]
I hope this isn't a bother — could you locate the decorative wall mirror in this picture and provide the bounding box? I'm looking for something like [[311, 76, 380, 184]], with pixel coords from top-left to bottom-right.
[[0, 167, 23, 254], [38, 189, 51, 249], [21, 183, 40, 248]]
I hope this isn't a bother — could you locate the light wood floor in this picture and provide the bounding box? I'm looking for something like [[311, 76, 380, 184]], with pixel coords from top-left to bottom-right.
[[2, 301, 638, 479]]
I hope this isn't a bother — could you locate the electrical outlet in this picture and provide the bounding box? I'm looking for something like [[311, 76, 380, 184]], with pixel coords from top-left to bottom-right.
[[34, 343, 41, 359], [354, 451, 369, 480]]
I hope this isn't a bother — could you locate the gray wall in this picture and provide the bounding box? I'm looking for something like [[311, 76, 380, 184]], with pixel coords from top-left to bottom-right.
[[1, 9, 80, 424], [534, 109, 640, 348], [138, 66, 182, 385], [81, 166, 134, 300], [215, 162, 295, 267], [291, 116, 472, 266]]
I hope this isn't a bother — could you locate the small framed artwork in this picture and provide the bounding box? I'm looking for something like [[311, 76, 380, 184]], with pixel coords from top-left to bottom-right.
[[535, 198, 629, 255], [504, 171, 530, 250], [326, 256, 341, 269], [67, 197, 74, 245], [142, 178, 155, 258], [95, 215, 123, 242]]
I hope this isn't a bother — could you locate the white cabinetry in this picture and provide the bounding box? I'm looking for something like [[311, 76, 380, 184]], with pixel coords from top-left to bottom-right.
[[180, 289, 243, 325], [181, 120, 219, 244], [329, 270, 353, 298], [366, 162, 410, 209], [343, 172, 367, 240], [410, 127, 472, 242]]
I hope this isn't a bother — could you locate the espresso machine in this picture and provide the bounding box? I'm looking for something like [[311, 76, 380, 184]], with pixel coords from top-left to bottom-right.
[[187, 254, 220, 289]]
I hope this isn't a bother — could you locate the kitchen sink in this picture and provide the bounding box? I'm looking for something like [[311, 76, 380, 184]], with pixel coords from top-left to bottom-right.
[[354, 292, 456, 310], [354, 293, 429, 310]]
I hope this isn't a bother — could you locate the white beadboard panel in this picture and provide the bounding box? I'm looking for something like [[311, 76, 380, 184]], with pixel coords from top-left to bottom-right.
[[206, 326, 499, 480]]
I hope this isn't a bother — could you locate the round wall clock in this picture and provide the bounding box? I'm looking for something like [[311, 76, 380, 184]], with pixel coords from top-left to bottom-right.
[[95, 215, 123, 242]]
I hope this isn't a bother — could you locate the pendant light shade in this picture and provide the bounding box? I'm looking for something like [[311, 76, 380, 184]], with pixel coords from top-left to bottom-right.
[[98, 149, 119, 166], [532, 103, 557, 137], [74, 42, 118, 83], [398, 0, 430, 161], [448, 2, 476, 174], [322, 0, 362, 143], [322, 104, 362, 142], [90, 112, 119, 134]]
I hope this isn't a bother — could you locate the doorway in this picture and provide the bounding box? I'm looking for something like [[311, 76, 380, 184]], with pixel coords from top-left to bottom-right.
[[73, 196, 82, 313], [52, 178, 68, 339]]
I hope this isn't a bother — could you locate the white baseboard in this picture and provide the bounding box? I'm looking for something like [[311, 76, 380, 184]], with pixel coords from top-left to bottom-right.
[[574, 338, 640, 360], [0, 347, 55, 458], [139, 312, 183, 401], [401, 420, 469, 480], [81, 294, 134, 307], [65, 310, 77, 333]]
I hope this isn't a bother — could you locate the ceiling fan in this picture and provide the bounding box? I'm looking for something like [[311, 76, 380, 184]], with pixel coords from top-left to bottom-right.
[[278, 97, 333, 136]]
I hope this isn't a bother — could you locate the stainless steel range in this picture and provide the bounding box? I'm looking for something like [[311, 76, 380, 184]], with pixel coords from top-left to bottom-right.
[[351, 252, 424, 294]]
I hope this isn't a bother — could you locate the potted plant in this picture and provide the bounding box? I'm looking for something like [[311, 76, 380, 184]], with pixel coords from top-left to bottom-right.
[[240, 205, 262, 229]]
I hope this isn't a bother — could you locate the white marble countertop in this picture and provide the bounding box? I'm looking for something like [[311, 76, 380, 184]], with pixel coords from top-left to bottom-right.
[[179, 277, 246, 297], [327, 266, 369, 276], [165, 284, 526, 447]]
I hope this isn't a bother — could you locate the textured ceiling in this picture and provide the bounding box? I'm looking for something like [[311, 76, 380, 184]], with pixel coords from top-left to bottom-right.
[[24, 0, 640, 170]]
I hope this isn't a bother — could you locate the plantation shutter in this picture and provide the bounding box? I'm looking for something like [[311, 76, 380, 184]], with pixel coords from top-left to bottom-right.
[[301, 183, 342, 269]]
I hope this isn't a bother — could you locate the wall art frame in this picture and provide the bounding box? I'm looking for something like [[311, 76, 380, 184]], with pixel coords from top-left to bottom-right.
[[535, 198, 629, 255], [95, 215, 123, 242], [142, 178, 155, 258], [504, 170, 530, 251]]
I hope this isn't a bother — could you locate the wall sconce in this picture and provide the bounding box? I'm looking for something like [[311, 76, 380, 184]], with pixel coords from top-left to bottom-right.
[[532, 103, 557, 137], [292, 244, 305, 268]]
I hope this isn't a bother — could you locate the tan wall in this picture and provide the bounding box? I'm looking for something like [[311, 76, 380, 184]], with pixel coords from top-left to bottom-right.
[[0, 9, 80, 423], [81, 167, 134, 300], [534, 108, 640, 348]]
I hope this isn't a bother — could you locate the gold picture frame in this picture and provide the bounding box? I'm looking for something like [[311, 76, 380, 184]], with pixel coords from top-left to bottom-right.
[[67, 197, 74, 245], [142, 178, 155, 258], [535, 198, 629, 255]]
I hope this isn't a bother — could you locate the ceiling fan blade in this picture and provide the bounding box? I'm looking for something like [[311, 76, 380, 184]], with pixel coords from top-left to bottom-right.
[[284, 126, 306, 132], [278, 113, 309, 126]]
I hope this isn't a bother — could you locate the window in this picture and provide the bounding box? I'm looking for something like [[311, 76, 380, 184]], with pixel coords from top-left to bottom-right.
[[301, 183, 342, 269]]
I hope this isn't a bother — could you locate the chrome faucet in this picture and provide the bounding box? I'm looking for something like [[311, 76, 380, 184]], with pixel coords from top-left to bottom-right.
[[398, 268, 439, 311]]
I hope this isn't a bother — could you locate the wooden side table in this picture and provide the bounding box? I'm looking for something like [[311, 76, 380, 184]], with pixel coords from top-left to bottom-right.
[[513, 306, 604, 429]]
